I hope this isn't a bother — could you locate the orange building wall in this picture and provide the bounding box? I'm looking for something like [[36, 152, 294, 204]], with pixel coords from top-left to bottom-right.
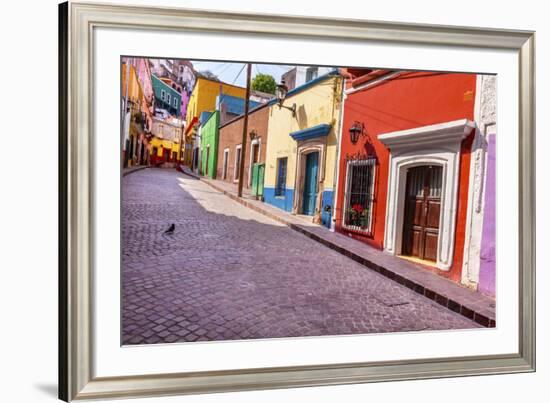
[[336, 71, 477, 280]]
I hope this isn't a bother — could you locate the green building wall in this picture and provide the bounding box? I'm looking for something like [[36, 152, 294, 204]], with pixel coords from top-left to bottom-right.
[[151, 74, 182, 117], [200, 111, 220, 179]]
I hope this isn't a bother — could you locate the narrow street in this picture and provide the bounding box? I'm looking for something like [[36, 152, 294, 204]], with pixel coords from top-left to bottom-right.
[[122, 168, 479, 345]]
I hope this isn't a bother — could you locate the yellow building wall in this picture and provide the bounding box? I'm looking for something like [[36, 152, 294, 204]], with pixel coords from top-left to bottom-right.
[[185, 77, 247, 125], [121, 64, 143, 105], [150, 137, 181, 156], [264, 76, 342, 190]]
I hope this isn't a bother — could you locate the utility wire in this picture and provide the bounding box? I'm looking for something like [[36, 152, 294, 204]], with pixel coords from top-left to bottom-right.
[[217, 63, 247, 108]]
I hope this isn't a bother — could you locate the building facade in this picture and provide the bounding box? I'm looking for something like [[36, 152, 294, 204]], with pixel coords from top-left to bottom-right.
[[200, 111, 220, 178], [281, 66, 335, 91], [190, 111, 212, 174], [149, 58, 196, 119], [216, 104, 270, 187], [152, 74, 183, 117], [149, 116, 184, 167], [217, 94, 261, 126], [333, 69, 495, 294], [264, 71, 343, 228], [173, 60, 196, 119], [184, 76, 247, 167], [121, 60, 152, 168]]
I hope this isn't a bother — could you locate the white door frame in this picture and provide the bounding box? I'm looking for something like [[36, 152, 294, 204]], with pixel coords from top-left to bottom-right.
[[292, 141, 325, 216], [379, 119, 474, 270], [233, 144, 242, 183], [222, 148, 230, 180], [248, 138, 261, 187]]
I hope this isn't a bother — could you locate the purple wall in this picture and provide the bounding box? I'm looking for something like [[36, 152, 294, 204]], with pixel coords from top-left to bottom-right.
[[478, 134, 496, 297]]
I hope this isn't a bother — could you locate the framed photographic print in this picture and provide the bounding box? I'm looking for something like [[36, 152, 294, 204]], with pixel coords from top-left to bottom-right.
[[59, 1, 535, 401]]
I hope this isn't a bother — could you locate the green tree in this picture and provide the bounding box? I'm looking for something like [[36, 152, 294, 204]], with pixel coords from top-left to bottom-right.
[[251, 73, 277, 95]]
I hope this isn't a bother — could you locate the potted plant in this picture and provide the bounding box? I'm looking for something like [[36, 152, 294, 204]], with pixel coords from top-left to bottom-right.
[[351, 204, 363, 226]]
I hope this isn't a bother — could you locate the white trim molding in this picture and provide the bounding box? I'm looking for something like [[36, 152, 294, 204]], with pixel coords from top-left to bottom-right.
[[461, 74, 497, 288], [379, 119, 475, 270], [344, 71, 402, 96], [222, 148, 230, 180], [233, 144, 242, 183], [292, 140, 326, 218]]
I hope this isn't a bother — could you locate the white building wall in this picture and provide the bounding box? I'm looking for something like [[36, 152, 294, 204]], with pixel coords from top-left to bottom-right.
[[461, 74, 497, 289]]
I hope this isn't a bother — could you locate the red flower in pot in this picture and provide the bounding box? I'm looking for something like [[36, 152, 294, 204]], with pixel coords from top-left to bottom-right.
[[352, 204, 364, 214]]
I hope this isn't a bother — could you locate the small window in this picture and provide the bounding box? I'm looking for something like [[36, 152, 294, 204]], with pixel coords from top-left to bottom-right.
[[173, 97, 178, 108], [343, 159, 376, 234], [160, 89, 166, 101], [275, 157, 287, 196], [166, 94, 171, 104], [305, 67, 318, 82]]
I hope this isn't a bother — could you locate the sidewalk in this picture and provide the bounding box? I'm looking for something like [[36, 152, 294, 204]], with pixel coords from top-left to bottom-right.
[[179, 165, 495, 327]]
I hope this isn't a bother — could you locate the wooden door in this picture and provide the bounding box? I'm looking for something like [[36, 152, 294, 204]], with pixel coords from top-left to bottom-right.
[[249, 143, 260, 186], [402, 165, 442, 262], [302, 152, 319, 215]]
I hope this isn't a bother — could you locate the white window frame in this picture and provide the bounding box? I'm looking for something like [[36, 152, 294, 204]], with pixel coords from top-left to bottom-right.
[[342, 159, 376, 235], [306, 67, 319, 82], [160, 89, 166, 101], [233, 144, 242, 183], [173, 97, 178, 108]]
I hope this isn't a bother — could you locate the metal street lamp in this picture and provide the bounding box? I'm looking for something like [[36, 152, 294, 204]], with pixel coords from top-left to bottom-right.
[[349, 121, 365, 145], [275, 80, 296, 117]]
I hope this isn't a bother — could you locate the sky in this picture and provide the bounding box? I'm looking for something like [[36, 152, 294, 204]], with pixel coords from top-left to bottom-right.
[[189, 61, 296, 87]]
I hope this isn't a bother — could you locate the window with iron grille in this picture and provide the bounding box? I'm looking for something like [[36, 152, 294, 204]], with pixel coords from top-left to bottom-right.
[[343, 158, 376, 234], [275, 157, 287, 196]]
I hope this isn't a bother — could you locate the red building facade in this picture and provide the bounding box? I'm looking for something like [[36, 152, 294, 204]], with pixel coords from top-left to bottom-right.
[[334, 70, 477, 283]]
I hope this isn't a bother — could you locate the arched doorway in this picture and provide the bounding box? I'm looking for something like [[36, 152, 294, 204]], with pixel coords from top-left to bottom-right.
[[402, 165, 443, 262]]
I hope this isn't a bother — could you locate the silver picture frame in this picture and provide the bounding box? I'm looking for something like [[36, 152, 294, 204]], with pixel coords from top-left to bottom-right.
[[58, 1, 536, 400]]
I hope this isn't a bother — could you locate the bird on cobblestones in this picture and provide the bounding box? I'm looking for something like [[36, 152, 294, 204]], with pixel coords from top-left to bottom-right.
[[163, 223, 175, 234]]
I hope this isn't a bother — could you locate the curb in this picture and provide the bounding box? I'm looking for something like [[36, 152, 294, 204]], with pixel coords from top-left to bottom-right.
[[179, 167, 494, 328], [122, 165, 148, 177]]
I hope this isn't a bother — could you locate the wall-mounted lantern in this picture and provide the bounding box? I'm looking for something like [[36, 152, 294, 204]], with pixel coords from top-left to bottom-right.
[[249, 129, 258, 141], [349, 121, 366, 145], [275, 80, 296, 117]]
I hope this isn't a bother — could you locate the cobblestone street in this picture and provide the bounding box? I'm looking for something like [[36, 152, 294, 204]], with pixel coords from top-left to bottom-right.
[[122, 168, 479, 345]]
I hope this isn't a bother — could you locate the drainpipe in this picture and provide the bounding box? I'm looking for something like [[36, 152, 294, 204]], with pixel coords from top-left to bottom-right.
[[330, 76, 346, 232]]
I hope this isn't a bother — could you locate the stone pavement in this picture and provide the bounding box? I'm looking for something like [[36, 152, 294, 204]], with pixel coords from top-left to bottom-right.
[[122, 168, 480, 345], [180, 166, 496, 327]]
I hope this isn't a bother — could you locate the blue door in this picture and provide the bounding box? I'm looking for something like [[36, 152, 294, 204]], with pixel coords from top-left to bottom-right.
[[302, 152, 319, 215]]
